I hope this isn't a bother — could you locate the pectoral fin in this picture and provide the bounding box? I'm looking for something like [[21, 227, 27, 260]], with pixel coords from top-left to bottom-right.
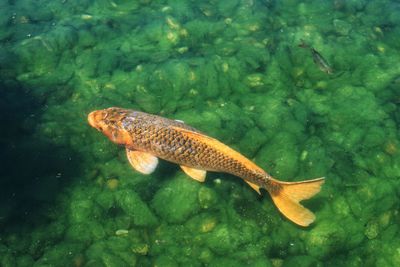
[[126, 148, 158, 174], [180, 165, 206, 182], [245, 181, 261, 195]]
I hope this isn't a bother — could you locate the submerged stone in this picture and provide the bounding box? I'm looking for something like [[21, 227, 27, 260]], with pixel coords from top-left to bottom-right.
[[206, 224, 240, 254], [198, 187, 217, 209], [152, 174, 201, 223], [306, 221, 346, 259], [115, 189, 158, 227]]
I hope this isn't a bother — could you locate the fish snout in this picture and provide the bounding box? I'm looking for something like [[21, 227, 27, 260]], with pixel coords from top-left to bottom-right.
[[88, 110, 103, 129]]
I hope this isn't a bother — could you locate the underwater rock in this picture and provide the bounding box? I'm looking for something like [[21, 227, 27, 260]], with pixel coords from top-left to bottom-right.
[[100, 251, 130, 267], [256, 132, 299, 178], [206, 224, 241, 254], [131, 243, 149, 255], [217, 0, 239, 17], [245, 73, 266, 88], [152, 174, 201, 223], [86, 239, 137, 266], [198, 187, 217, 209], [115, 189, 158, 227], [0, 245, 16, 267], [333, 19, 352, 36], [65, 223, 93, 243], [185, 213, 218, 234], [106, 236, 130, 253], [78, 29, 97, 48], [305, 221, 346, 259], [34, 243, 85, 267], [106, 178, 119, 190], [284, 255, 318, 267], [208, 257, 245, 267], [14, 37, 58, 75], [365, 219, 379, 240], [90, 222, 106, 240], [154, 255, 178, 267], [69, 199, 94, 224], [16, 255, 35, 267], [95, 190, 115, 210], [238, 127, 267, 157], [331, 196, 351, 217], [257, 98, 287, 131]]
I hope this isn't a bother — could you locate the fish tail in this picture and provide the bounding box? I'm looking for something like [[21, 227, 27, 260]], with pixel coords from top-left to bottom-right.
[[266, 176, 325, 227]]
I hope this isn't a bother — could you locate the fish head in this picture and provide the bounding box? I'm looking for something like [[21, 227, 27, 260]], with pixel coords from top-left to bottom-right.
[[88, 107, 132, 145]]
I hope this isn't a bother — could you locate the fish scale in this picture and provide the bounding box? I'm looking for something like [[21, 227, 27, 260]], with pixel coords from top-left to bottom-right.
[[116, 110, 266, 184]]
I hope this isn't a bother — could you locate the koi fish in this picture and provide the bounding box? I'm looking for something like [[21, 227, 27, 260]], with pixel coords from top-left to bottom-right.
[[299, 39, 333, 74], [88, 107, 325, 226]]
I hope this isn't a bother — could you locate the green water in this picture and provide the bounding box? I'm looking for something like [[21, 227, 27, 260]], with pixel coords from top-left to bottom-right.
[[1, 0, 400, 266]]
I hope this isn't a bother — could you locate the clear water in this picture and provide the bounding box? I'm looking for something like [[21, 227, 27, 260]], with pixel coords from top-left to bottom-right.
[[1, 0, 400, 266]]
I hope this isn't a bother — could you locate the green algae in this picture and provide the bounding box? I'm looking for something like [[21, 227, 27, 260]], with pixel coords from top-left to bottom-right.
[[152, 174, 201, 223], [1, 0, 400, 266], [116, 189, 158, 227]]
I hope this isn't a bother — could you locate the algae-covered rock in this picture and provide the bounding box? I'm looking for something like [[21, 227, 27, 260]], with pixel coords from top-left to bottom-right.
[[284, 255, 319, 267], [152, 174, 201, 223], [14, 37, 59, 76], [331, 196, 351, 217], [115, 189, 158, 227], [206, 224, 241, 254], [98, 251, 128, 267], [238, 127, 267, 157], [198, 187, 217, 209], [86, 238, 137, 266], [208, 257, 242, 267], [185, 213, 218, 234], [69, 199, 95, 224], [65, 220, 106, 243], [16, 255, 35, 267], [34, 243, 84, 267], [95, 189, 115, 210], [65, 222, 93, 243], [256, 132, 299, 178], [251, 258, 273, 267], [154, 255, 178, 267], [305, 221, 346, 259], [106, 236, 131, 253], [365, 219, 379, 240], [257, 98, 288, 132], [328, 86, 385, 127], [333, 19, 352, 36], [0, 244, 16, 267]]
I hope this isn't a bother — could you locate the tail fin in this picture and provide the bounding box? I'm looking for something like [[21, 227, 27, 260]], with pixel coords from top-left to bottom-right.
[[267, 177, 325, 227]]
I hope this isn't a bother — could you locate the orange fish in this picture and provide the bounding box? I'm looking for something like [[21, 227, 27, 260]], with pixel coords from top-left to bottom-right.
[[88, 107, 325, 226]]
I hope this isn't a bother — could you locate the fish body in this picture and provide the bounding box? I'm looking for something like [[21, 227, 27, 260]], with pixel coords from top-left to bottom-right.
[[299, 40, 333, 74], [88, 107, 325, 226]]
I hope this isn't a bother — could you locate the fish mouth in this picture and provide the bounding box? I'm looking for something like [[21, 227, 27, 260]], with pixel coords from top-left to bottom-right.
[[88, 111, 100, 129]]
